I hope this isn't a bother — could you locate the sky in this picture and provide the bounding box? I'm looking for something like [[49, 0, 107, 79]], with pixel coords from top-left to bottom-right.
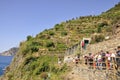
[[0, 0, 120, 52]]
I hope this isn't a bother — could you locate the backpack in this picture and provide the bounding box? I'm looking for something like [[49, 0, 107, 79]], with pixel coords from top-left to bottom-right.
[[117, 51, 120, 56], [101, 53, 106, 61], [101, 53, 105, 57]]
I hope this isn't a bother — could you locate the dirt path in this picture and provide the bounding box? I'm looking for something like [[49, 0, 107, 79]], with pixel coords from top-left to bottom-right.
[[65, 64, 90, 80], [65, 64, 120, 80]]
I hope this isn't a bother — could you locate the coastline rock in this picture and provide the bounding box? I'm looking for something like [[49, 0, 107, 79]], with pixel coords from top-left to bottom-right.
[[0, 47, 19, 56]]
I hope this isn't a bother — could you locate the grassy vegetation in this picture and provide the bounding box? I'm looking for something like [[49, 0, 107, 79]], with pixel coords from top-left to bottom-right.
[[2, 2, 120, 80]]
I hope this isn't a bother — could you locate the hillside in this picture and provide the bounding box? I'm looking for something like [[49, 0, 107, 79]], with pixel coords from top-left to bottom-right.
[[0, 2, 120, 80], [0, 47, 19, 56]]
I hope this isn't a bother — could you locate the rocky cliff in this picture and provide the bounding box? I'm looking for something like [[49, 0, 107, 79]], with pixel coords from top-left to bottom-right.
[[0, 47, 19, 56]]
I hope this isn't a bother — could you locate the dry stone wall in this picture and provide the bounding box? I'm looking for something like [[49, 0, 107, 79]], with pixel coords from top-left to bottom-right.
[[83, 33, 120, 54]]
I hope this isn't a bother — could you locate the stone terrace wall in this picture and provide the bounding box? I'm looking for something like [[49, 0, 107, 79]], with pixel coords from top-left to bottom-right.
[[83, 34, 120, 54]]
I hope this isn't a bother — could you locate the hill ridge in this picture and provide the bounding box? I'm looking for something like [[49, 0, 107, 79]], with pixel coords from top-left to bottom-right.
[[0, 47, 19, 56], [0, 2, 120, 80]]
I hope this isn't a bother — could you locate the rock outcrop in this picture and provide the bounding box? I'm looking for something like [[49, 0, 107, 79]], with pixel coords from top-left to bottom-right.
[[0, 47, 19, 56]]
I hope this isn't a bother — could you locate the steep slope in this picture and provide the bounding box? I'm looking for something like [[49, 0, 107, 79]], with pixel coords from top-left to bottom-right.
[[0, 2, 120, 80]]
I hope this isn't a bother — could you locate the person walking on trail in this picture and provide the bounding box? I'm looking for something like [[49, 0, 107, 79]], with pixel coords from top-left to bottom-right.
[[106, 51, 111, 69], [88, 53, 93, 69], [106, 51, 111, 61], [94, 53, 98, 69], [111, 50, 116, 60], [97, 52, 102, 70], [81, 41, 85, 49], [75, 55, 80, 66], [84, 55, 88, 65], [101, 50, 106, 69], [110, 51, 116, 69]]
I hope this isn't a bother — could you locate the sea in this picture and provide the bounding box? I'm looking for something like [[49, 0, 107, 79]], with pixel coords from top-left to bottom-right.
[[0, 56, 13, 76]]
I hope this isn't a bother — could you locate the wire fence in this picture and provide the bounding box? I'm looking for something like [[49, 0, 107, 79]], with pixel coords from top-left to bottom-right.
[[75, 57, 120, 80]]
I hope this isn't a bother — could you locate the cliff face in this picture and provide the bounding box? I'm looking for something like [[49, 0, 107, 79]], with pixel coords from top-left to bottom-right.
[[0, 47, 19, 56], [0, 3, 120, 80]]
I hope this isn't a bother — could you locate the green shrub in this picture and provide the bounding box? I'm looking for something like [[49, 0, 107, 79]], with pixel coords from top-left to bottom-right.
[[94, 34, 105, 42], [46, 41, 55, 47], [33, 62, 50, 75], [54, 24, 64, 31], [56, 43, 67, 50], [22, 41, 40, 54], [22, 47, 30, 55], [40, 62, 50, 72], [25, 62, 36, 71], [7, 73, 13, 80], [33, 67, 41, 75], [24, 45, 39, 54], [54, 26, 59, 31], [49, 31, 55, 36], [98, 21, 108, 28], [24, 56, 36, 65], [51, 66, 59, 73], [97, 26, 102, 33], [97, 21, 108, 33], [31, 41, 41, 46], [38, 34, 51, 39], [27, 35, 33, 41], [61, 31, 68, 36], [30, 46, 39, 53]]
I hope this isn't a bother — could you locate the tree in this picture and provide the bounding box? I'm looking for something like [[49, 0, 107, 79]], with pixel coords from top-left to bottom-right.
[[27, 35, 33, 41]]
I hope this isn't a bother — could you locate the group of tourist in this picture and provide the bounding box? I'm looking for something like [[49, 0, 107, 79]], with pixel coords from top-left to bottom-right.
[[84, 46, 120, 70], [59, 46, 120, 71]]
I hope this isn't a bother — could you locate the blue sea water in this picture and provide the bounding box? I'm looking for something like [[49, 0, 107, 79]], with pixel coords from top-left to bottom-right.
[[0, 56, 13, 76]]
